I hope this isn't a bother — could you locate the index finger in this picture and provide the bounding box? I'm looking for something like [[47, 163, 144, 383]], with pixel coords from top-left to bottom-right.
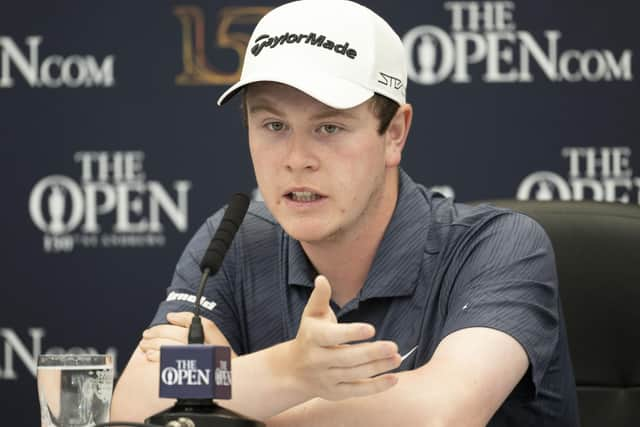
[[310, 319, 375, 347]]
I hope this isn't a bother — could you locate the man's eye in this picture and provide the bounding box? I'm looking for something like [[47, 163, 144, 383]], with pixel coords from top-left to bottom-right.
[[266, 122, 285, 131], [320, 124, 340, 134]]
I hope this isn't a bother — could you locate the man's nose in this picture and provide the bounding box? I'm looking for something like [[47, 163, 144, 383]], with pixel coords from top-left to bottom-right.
[[283, 133, 319, 172]]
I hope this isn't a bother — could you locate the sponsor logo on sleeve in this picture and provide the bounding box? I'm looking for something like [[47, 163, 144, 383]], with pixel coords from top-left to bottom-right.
[[166, 291, 216, 311]]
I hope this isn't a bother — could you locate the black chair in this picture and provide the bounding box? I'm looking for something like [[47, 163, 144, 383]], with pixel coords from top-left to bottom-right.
[[475, 200, 640, 427]]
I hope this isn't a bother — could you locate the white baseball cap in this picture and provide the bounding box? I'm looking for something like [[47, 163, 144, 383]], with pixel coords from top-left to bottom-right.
[[216, 0, 407, 109]]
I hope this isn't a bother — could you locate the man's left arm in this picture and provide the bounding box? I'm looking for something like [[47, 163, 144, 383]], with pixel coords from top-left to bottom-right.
[[269, 212, 558, 426], [267, 326, 528, 427]]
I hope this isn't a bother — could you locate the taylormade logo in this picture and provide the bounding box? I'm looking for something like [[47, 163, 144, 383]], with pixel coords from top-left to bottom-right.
[[251, 33, 357, 59]]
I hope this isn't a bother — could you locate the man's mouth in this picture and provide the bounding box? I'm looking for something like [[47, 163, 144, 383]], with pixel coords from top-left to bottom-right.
[[286, 191, 323, 202]]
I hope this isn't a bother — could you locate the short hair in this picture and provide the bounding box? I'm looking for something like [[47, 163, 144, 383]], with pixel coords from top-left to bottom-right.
[[370, 94, 400, 135], [240, 90, 400, 135]]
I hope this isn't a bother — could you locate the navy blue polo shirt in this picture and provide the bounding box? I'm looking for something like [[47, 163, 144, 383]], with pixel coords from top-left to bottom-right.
[[150, 169, 579, 426]]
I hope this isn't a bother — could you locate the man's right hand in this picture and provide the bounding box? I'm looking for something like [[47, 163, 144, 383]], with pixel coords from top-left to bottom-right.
[[282, 275, 401, 401], [139, 311, 234, 363]]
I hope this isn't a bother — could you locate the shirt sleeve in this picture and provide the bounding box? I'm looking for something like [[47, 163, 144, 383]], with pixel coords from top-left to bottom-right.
[[439, 211, 560, 397], [148, 208, 244, 354]]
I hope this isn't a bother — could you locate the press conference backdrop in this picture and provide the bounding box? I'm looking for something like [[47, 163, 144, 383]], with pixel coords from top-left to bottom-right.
[[1, 0, 637, 424]]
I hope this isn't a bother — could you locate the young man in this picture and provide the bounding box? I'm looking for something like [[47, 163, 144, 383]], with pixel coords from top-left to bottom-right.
[[112, 1, 579, 425]]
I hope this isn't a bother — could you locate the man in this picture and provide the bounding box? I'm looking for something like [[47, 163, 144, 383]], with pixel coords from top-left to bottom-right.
[[112, 0, 579, 425]]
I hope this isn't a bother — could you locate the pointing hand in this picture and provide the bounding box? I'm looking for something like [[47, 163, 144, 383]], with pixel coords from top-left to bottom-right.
[[286, 275, 401, 401]]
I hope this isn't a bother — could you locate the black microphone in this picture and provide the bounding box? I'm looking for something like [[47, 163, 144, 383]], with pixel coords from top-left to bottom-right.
[[145, 193, 264, 427], [200, 193, 251, 275], [189, 193, 251, 345]]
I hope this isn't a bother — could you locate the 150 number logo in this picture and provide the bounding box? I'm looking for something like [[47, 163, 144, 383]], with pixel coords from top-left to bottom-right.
[[174, 6, 271, 85]]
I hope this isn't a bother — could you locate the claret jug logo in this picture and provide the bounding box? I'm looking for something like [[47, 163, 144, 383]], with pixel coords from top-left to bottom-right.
[[403, 1, 634, 85], [0, 36, 115, 88], [29, 151, 192, 253], [517, 147, 640, 204]]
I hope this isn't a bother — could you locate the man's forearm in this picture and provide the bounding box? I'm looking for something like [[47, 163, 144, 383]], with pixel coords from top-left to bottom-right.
[[264, 369, 434, 427], [220, 340, 312, 421], [265, 328, 530, 427], [111, 348, 176, 422]]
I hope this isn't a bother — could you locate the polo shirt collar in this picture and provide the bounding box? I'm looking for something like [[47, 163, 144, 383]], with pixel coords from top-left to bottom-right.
[[287, 237, 316, 287], [360, 169, 429, 300], [287, 169, 430, 299]]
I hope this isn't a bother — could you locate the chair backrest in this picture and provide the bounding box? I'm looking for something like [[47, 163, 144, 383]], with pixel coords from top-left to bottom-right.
[[476, 200, 640, 427]]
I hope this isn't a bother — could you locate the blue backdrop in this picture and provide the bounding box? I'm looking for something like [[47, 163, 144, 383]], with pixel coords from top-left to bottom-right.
[[1, 1, 638, 425]]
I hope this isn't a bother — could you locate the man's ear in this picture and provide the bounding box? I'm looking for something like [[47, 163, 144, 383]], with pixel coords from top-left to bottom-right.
[[385, 104, 413, 168]]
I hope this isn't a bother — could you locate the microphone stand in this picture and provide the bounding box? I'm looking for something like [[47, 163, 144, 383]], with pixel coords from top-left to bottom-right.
[[145, 194, 264, 427], [145, 398, 260, 427]]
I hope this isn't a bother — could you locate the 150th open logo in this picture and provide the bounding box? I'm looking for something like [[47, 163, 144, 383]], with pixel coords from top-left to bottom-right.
[[174, 6, 271, 85]]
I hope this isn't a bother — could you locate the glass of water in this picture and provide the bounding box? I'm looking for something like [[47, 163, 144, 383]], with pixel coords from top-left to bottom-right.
[[37, 354, 114, 427]]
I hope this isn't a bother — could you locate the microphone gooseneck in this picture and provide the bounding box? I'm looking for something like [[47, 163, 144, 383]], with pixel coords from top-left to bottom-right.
[[189, 193, 250, 344]]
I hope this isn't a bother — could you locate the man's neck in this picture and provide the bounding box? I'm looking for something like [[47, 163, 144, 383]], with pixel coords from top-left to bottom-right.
[[301, 169, 399, 307]]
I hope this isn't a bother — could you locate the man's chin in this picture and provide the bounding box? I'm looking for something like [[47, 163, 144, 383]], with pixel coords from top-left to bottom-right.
[[281, 224, 331, 244]]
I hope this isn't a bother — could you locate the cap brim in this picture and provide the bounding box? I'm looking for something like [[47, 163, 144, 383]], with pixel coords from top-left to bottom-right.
[[216, 70, 374, 110]]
